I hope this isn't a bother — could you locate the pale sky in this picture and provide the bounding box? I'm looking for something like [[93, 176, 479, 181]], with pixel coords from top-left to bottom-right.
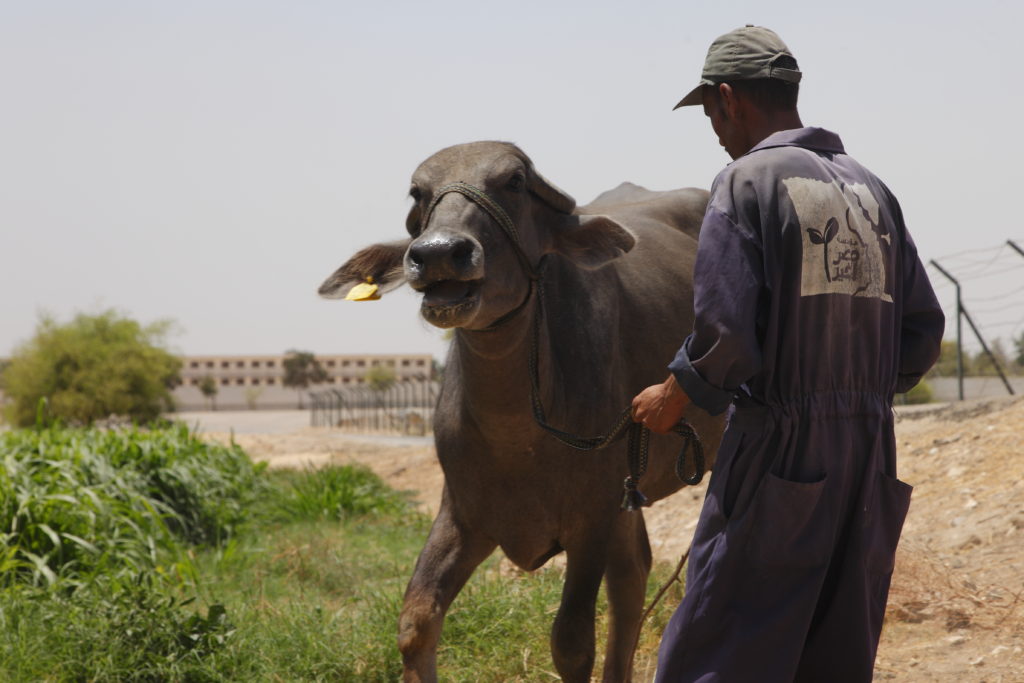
[[2, 0, 1022, 361]]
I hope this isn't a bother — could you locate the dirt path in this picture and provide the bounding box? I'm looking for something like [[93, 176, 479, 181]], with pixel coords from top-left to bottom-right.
[[206, 397, 1024, 681]]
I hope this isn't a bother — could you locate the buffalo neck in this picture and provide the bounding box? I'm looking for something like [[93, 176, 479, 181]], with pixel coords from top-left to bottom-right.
[[449, 288, 558, 441]]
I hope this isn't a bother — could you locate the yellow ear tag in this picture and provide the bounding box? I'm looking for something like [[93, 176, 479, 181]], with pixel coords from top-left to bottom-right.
[[345, 277, 381, 301]]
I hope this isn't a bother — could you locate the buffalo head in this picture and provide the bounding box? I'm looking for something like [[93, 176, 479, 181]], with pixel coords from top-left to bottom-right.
[[319, 141, 636, 329]]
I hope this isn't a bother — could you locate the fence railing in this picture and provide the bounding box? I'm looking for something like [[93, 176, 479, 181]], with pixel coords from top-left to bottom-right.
[[308, 381, 439, 435]]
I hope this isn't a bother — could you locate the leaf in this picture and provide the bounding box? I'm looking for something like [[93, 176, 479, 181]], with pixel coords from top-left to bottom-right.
[[823, 217, 839, 243], [36, 523, 62, 551], [61, 532, 99, 555], [806, 228, 824, 245], [43, 494, 79, 505], [22, 550, 57, 586]]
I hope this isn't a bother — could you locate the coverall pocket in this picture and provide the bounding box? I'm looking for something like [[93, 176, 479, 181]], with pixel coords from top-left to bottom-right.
[[864, 470, 913, 574], [746, 472, 830, 569]]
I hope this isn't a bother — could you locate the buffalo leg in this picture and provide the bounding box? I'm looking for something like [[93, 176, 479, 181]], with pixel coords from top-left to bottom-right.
[[551, 539, 608, 682], [602, 510, 653, 682], [398, 488, 496, 683]]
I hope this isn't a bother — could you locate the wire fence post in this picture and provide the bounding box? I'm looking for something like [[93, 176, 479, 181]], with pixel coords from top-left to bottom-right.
[[960, 307, 1016, 396], [929, 260, 964, 400], [1008, 239, 1024, 259]]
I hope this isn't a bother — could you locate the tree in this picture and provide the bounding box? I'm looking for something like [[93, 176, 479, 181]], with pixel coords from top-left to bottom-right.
[[198, 375, 218, 411], [895, 379, 933, 405], [282, 350, 329, 408], [973, 338, 1011, 377], [1014, 332, 1024, 369], [1, 311, 181, 427], [927, 339, 966, 377], [244, 387, 263, 410], [364, 365, 397, 392]]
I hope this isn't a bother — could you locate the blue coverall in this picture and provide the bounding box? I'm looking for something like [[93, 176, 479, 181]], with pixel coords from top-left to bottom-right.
[[654, 127, 945, 682]]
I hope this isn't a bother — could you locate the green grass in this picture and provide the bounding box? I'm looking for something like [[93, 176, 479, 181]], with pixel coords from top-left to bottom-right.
[[0, 424, 684, 681], [0, 423, 269, 589]]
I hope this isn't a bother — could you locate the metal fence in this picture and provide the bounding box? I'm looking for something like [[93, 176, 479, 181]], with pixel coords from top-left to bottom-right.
[[308, 381, 440, 435]]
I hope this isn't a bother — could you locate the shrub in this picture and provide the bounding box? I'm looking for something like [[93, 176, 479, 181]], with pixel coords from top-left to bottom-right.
[[1, 310, 182, 427], [899, 379, 934, 405], [272, 464, 414, 522], [364, 365, 397, 392], [0, 423, 269, 588]]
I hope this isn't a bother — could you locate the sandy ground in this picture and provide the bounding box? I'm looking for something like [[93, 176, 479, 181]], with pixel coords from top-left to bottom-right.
[[194, 399, 1024, 681]]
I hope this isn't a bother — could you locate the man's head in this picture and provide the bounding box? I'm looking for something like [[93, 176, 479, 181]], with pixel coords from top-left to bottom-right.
[[675, 26, 803, 159]]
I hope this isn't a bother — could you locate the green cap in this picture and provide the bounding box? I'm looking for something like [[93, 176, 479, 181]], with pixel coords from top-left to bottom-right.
[[673, 25, 801, 109]]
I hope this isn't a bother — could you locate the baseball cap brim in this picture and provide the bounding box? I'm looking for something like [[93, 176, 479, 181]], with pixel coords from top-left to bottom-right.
[[672, 79, 715, 110]]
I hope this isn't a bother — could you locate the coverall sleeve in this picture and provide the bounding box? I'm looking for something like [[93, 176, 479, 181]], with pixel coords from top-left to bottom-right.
[[894, 225, 945, 393], [668, 206, 765, 415]]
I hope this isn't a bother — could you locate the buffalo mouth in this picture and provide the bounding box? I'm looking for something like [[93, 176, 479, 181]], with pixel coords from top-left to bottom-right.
[[419, 279, 481, 325]]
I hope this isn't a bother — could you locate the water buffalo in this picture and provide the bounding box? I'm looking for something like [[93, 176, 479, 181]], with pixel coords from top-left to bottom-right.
[[318, 142, 726, 682]]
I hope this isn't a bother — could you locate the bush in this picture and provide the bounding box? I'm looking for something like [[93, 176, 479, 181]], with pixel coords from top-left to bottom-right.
[[0, 577, 235, 681], [364, 365, 397, 392], [1, 310, 182, 427], [899, 379, 934, 405], [271, 464, 415, 522], [0, 423, 269, 588]]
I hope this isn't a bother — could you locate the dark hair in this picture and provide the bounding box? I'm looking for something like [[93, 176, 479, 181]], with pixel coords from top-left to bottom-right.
[[723, 55, 800, 111]]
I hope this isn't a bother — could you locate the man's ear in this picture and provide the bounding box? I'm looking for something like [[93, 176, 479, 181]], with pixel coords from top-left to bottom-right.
[[547, 214, 636, 270], [318, 239, 411, 299], [718, 82, 739, 121]]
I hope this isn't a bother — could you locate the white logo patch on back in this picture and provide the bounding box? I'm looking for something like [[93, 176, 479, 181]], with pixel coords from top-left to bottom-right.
[[783, 177, 893, 302]]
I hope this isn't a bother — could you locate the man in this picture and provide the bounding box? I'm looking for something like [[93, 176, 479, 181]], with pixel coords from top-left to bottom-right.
[[631, 26, 944, 682]]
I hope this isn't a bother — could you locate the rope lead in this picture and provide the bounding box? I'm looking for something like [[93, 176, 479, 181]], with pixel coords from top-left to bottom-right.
[[426, 180, 707, 507]]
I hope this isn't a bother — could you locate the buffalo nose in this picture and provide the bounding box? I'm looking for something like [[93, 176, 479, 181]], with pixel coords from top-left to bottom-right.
[[407, 234, 480, 282]]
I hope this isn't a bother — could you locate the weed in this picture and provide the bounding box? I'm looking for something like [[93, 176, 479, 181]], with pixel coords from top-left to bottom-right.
[[0, 423, 268, 588], [269, 463, 417, 523]]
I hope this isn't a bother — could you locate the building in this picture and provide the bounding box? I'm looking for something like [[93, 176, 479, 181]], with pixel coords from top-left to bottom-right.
[[175, 353, 434, 411]]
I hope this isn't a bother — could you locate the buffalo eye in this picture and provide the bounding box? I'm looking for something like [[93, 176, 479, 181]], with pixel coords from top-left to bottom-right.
[[409, 185, 422, 202], [506, 173, 525, 192]]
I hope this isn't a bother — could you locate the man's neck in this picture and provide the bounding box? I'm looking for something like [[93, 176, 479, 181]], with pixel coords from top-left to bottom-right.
[[739, 110, 804, 157]]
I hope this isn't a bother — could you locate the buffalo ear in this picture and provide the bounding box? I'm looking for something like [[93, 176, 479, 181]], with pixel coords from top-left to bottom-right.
[[548, 214, 636, 270], [527, 163, 576, 214], [318, 239, 411, 299]]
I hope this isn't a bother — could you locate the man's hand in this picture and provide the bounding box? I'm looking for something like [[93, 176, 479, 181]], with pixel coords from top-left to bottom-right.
[[631, 374, 691, 434]]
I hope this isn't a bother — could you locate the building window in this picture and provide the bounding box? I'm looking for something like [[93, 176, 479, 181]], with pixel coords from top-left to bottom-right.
[[416, 359, 426, 366], [342, 360, 350, 367], [191, 378, 200, 386], [267, 361, 276, 368], [220, 378, 229, 386], [236, 378, 245, 385], [206, 361, 214, 368], [190, 361, 199, 369], [252, 360, 260, 368], [402, 360, 410, 367], [221, 361, 229, 368], [372, 360, 380, 367], [357, 360, 365, 367], [326, 360, 336, 368], [236, 361, 244, 368], [343, 377, 350, 384], [252, 378, 260, 385], [267, 378, 276, 385]]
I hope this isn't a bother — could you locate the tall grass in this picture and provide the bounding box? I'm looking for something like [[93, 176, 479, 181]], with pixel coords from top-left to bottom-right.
[[0, 423, 268, 589], [271, 463, 415, 522]]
